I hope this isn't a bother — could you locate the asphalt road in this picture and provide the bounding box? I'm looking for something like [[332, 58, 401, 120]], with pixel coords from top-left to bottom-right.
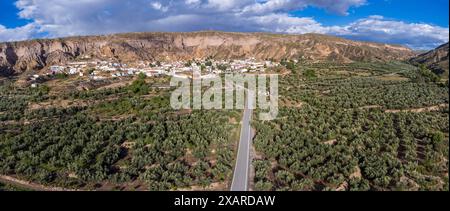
[[231, 91, 254, 191]]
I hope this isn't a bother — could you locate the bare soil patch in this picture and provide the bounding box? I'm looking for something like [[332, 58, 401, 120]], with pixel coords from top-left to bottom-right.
[[349, 166, 362, 179], [0, 175, 78, 191], [323, 139, 337, 145], [386, 104, 448, 113], [282, 98, 303, 108], [177, 182, 228, 191], [359, 105, 382, 109], [376, 73, 409, 81]]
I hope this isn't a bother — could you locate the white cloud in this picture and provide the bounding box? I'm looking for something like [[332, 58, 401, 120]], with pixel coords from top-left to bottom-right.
[[185, 0, 201, 6], [241, 0, 366, 15], [10, 0, 367, 35], [329, 16, 450, 49], [0, 0, 447, 49], [151, 1, 169, 12], [247, 14, 327, 34], [311, 0, 366, 15], [0, 23, 40, 42], [206, 0, 253, 11]]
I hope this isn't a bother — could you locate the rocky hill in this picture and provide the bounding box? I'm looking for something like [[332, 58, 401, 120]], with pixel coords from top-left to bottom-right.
[[410, 42, 449, 78], [1, 31, 416, 76]]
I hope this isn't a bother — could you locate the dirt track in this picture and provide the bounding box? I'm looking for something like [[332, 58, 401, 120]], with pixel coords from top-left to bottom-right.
[[386, 104, 448, 113], [0, 175, 78, 191]]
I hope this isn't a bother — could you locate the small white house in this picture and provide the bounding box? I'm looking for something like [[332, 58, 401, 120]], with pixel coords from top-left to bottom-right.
[[50, 66, 64, 74], [69, 68, 79, 75]]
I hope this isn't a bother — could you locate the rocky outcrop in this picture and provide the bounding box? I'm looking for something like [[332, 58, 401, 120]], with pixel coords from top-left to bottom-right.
[[0, 31, 416, 76]]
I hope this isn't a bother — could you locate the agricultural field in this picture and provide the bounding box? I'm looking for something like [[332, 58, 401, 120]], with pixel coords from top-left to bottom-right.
[[0, 75, 241, 191], [253, 62, 449, 191], [0, 61, 448, 192]]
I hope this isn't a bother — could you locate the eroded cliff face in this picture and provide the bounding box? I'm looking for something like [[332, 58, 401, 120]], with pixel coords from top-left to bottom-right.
[[0, 31, 415, 76], [410, 42, 449, 77]]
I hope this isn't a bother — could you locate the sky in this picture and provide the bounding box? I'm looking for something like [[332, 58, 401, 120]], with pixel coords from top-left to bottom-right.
[[0, 0, 449, 50]]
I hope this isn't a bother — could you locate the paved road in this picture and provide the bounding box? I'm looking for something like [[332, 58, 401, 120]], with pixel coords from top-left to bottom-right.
[[231, 91, 254, 191]]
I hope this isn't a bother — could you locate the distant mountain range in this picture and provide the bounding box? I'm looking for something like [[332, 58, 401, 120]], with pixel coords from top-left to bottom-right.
[[410, 42, 449, 78], [0, 31, 418, 77]]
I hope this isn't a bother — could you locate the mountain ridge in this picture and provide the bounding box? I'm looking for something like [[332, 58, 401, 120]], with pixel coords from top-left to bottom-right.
[[1, 31, 417, 77], [410, 42, 449, 78]]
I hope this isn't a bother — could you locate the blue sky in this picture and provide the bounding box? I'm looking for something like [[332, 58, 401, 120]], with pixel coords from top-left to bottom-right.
[[291, 0, 449, 27], [0, 0, 449, 49], [0, 1, 21, 28]]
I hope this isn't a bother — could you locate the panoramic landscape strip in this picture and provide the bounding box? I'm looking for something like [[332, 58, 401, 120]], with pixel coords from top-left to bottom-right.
[[0, 1, 448, 206]]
